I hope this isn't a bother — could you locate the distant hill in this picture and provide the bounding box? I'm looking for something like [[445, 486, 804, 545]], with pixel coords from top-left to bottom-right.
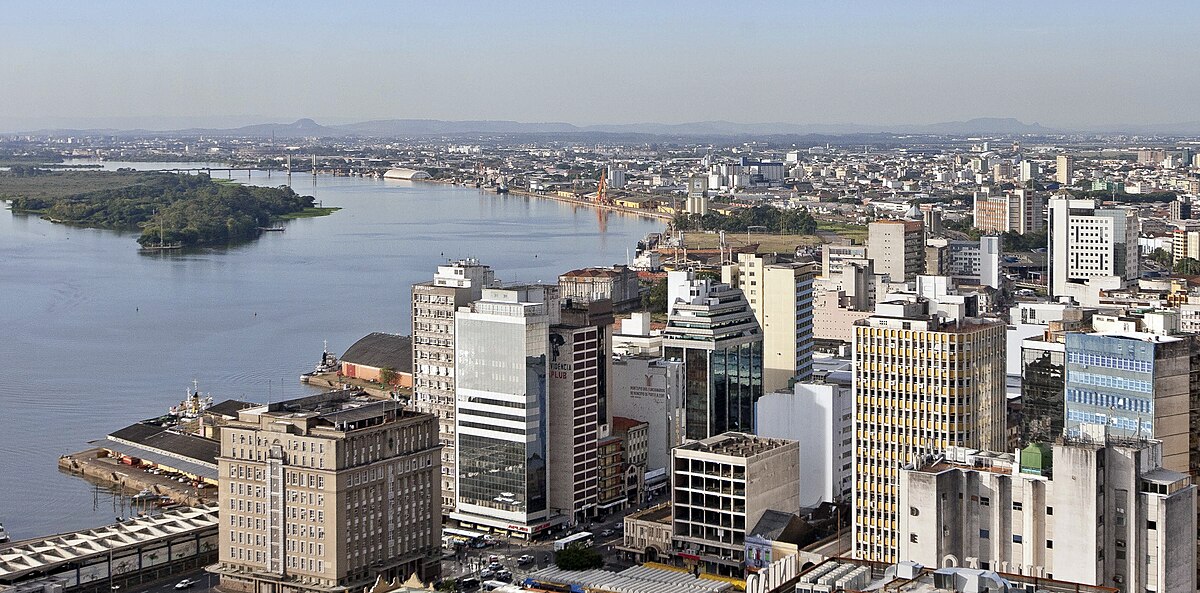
[[26, 116, 1200, 138]]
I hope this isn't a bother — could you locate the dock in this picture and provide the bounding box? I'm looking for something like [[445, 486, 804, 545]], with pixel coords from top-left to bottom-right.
[[58, 449, 213, 507]]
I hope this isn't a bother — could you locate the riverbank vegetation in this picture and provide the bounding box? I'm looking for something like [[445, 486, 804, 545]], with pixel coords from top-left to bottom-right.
[[0, 169, 324, 247]]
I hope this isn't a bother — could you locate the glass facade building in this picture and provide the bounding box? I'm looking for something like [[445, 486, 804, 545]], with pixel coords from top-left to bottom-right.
[[451, 286, 553, 538], [662, 272, 763, 441], [1019, 339, 1065, 445]]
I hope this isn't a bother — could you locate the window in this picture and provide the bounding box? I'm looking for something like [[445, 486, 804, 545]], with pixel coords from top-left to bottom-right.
[[910, 533, 919, 543], [1012, 501, 1023, 511], [1046, 506, 1053, 515], [980, 496, 990, 507], [1013, 535, 1023, 544], [1147, 520, 1157, 530], [1046, 540, 1053, 549], [979, 529, 990, 539]]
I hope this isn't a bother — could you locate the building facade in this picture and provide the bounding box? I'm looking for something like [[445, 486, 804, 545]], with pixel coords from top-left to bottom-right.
[[973, 188, 1045, 234], [671, 433, 800, 577], [212, 391, 442, 593], [663, 271, 763, 440], [897, 441, 1196, 593], [852, 300, 1006, 563], [754, 377, 853, 507], [1047, 197, 1139, 299], [411, 258, 496, 515], [722, 254, 816, 390], [451, 285, 559, 538], [868, 220, 925, 282]]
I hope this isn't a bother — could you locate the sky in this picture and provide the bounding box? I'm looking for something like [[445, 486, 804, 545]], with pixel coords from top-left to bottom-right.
[[2, 1, 1199, 131]]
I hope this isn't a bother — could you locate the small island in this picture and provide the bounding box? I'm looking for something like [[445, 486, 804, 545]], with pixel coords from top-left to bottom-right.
[[0, 168, 337, 248]]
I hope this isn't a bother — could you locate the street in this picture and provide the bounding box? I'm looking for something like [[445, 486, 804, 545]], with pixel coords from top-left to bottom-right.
[[122, 569, 217, 593]]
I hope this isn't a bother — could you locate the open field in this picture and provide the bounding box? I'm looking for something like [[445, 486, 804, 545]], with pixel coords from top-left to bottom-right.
[[678, 230, 824, 253]]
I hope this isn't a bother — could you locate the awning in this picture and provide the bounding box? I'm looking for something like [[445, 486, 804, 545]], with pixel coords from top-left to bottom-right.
[[90, 439, 218, 480]]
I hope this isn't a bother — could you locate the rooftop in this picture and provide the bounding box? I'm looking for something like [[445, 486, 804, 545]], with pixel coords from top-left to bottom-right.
[[340, 332, 412, 373], [0, 505, 218, 581], [528, 564, 732, 593], [798, 559, 1116, 593], [676, 432, 794, 458]]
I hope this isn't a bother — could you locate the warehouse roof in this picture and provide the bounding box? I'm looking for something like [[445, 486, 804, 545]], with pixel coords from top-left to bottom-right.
[[341, 333, 412, 373]]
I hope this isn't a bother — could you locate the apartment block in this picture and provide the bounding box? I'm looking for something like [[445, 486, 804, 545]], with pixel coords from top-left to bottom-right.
[[868, 220, 925, 282], [722, 253, 816, 390]]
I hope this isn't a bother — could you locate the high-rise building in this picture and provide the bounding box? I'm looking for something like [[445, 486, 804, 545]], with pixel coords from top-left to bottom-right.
[[1056, 154, 1074, 185], [451, 284, 559, 539], [898, 440, 1196, 593], [663, 271, 763, 440], [1019, 333, 1067, 446], [852, 299, 1006, 563], [1064, 331, 1198, 475], [411, 258, 496, 515], [1170, 197, 1192, 222], [822, 244, 869, 278], [1019, 160, 1040, 183], [670, 433, 799, 577], [211, 391, 442, 593], [722, 253, 816, 390], [1047, 196, 1139, 299], [972, 188, 1045, 234], [868, 220, 925, 282], [547, 321, 603, 525]]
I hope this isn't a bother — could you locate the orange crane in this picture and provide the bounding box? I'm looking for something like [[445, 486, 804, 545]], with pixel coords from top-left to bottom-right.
[[596, 167, 609, 205]]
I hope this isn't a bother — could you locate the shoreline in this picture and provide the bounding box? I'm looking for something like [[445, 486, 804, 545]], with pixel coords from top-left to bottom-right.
[[419, 177, 674, 223]]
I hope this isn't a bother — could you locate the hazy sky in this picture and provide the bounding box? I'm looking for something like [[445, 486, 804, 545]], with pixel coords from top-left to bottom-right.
[[3, 1, 1198, 130]]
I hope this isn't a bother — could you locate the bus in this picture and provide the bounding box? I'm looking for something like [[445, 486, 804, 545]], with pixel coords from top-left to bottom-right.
[[552, 531, 593, 551]]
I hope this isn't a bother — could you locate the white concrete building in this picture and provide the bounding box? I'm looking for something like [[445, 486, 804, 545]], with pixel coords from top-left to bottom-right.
[[722, 254, 816, 389], [1047, 196, 1139, 300], [754, 376, 853, 508], [898, 440, 1196, 593], [610, 354, 685, 474]]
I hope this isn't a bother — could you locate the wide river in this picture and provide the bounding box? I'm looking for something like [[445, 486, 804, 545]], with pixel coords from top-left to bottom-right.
[[0, 163, 663, 540]]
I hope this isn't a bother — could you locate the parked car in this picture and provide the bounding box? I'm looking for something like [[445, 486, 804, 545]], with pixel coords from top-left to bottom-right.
[[478, 569, 495, 580], [517, 554, 535, 566], [487, 562, 503, 571], [600, 528, 614, 537]]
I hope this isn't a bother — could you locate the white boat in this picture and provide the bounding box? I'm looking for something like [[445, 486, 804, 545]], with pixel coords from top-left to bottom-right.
[[0, 522, 10, 544]]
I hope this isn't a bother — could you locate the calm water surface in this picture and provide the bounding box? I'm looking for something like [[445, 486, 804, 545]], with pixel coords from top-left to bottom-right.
[[0, 163, 662, 539]]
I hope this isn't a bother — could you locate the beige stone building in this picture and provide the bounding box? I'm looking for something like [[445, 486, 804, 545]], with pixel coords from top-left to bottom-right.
[[722, 254, 816, 390], [210, 390, 441, 593]]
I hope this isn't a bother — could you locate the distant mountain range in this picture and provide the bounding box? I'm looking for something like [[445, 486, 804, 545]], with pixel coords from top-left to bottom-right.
[[13, 116, 1200, 138]]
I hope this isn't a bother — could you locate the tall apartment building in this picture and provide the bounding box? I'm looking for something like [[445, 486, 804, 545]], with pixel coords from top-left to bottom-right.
[[722, 253, 816, 390], [868, 220, 925, 282], [1047, 196, 1139, 299], [852, 299, 1006, 563], [410, 258, 496, 515], [1064, 331, 1197, 475], [451, 284, 560, 539], [671, 433, 800, 577], [1019, 160, 1040, 183], [211, 391, 442, 593], [1056, 154, 1073, 185], [663, 270, 763, 440], [972, 188, 1045, 234], [897, 440, 1196, 593]]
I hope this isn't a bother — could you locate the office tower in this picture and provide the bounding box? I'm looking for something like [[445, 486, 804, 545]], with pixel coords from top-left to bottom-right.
[[973, 188, 1045, 234], [898, 440, 1196, 593], [1064, 331, 1198, 475], [755, 376, 854, 507], [671, 433, 799, 577], [1056, 154, 1073, 185], [411, 258, 496, 516], [722, 253, 816, 390], [1019, 334, 1066, 446], [451, 285, 557, 539], [212, 391, 442, 592], [547, 322, 603, 525], [867, 220, 924, 282], [852, 299, 1006, 563], [992, 161, 1013, 181], [1046, 196, 1139, 299], [1019, 160, 1039, 183], [663, 270, 763, 440]]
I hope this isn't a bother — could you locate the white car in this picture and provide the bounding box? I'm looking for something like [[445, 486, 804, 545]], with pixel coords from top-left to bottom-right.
[[174, 579, 194, 590]]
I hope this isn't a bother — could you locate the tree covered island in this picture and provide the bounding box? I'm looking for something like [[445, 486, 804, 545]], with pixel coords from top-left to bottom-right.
[[0, 169, 336, 248]]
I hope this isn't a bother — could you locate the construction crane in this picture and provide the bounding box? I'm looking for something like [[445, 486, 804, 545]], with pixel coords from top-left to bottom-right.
[[595, 167, 609, 205]]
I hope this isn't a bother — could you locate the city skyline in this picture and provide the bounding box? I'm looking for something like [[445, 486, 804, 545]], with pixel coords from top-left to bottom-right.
[[3, 1, 1200, 132]]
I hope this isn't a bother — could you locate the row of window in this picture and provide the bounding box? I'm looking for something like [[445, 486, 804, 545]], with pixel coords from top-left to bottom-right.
[[1066, 351, 1152, 373]]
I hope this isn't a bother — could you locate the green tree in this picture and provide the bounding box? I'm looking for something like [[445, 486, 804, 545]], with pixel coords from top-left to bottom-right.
[[643, 278, 669, 313], [1175, 257, 1200, 275], [1149, 248, 1173, 267], [555, 544, 604, 571], [379, 367, 398, 386]]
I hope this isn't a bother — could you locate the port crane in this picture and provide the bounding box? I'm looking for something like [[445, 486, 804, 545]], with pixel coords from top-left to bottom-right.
[[595, 167, 611, 205]]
